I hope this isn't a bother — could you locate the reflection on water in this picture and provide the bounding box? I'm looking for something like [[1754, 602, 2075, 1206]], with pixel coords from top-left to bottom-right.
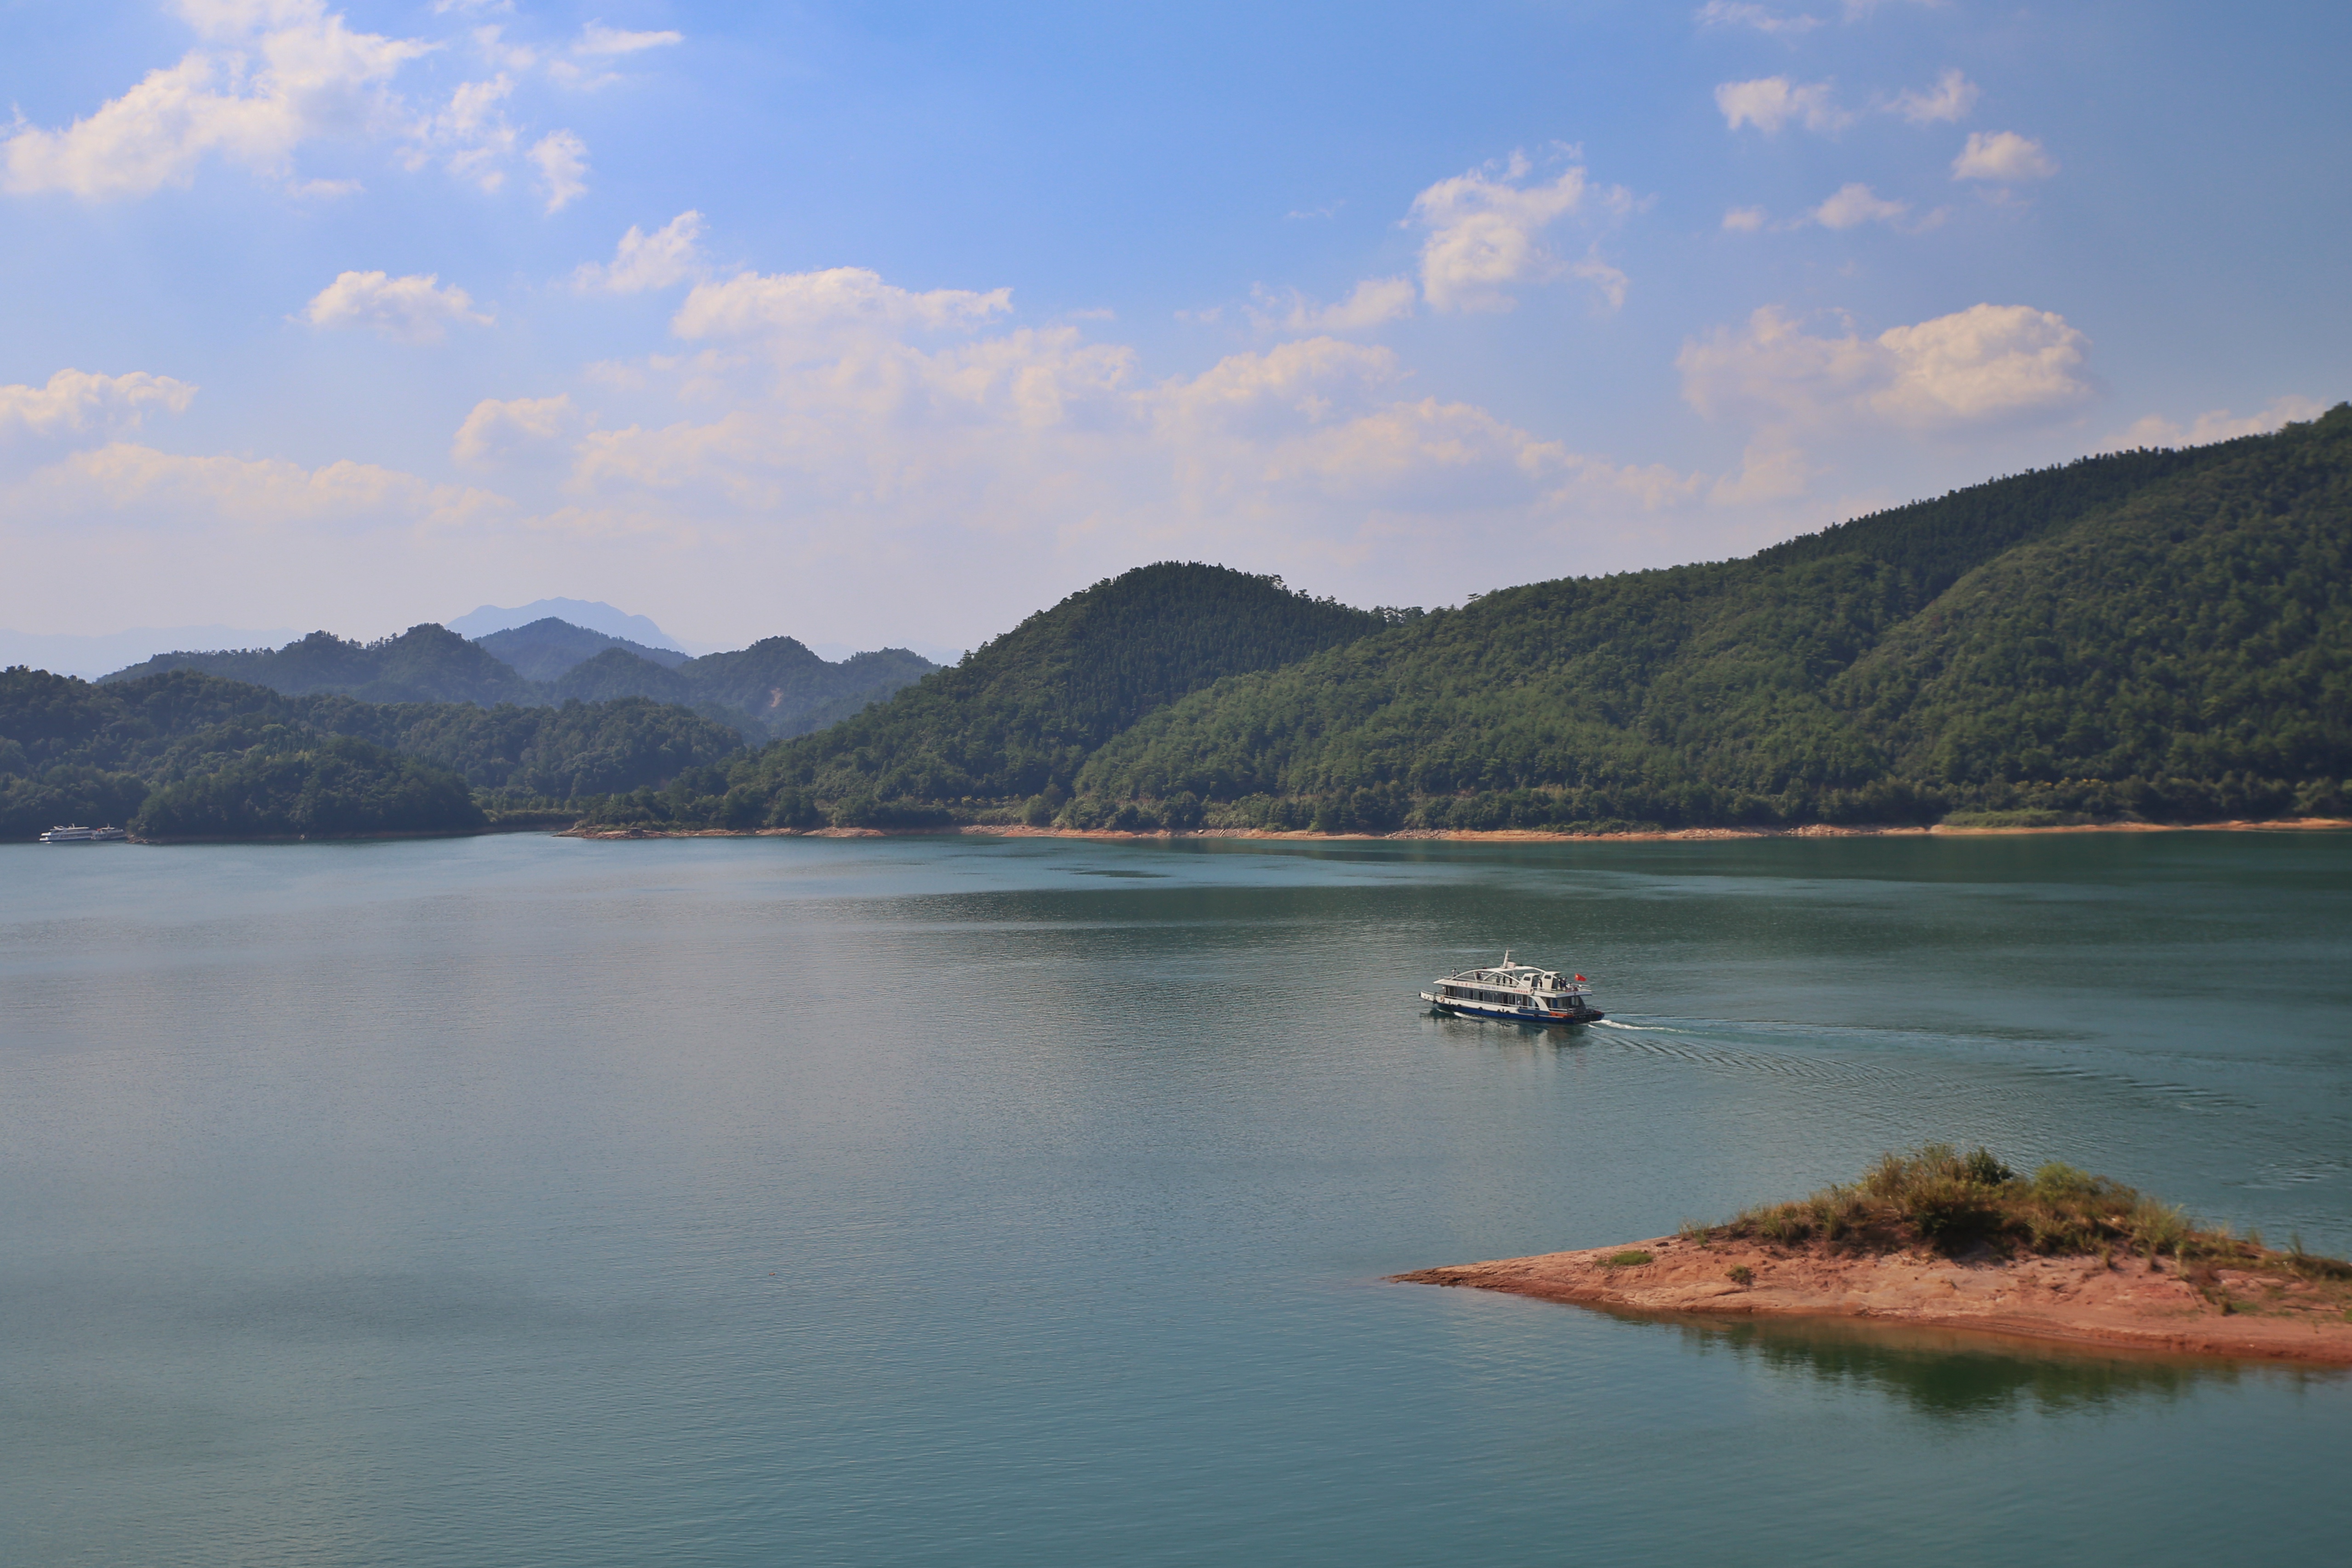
[[1661, 1311, 2335, 1417], [2, 830, 2349, 1567]]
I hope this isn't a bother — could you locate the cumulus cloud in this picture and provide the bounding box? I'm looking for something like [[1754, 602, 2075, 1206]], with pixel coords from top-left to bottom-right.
[[1709, 442, 1814, 505], [13, 440, 505, 535], [1, 0, 428, 199], [411, 73, 519, 192], [453, 394, 580, 467], [0, 369, 200, 445], [1810, 182, 1910, 229], [1722, 205, 1769, 233], [1696, 3, 1823, 35], [1409, 151, 1630, 313], [1715, 77, 1851, 135], [524, 259, 1747, 623], [529, 129, 588, 211], [674, 267, 1014, 348], [2103, 396, 2327, 451], [1679, 302, 2094, 432], [572, 211, 707, 293], [1249, 277, 1416, 334], [0, 2, 646, 209], [1952, 131, 2057, 182], [302, 271, 491, 342], [1890, 68, 1978, 124]]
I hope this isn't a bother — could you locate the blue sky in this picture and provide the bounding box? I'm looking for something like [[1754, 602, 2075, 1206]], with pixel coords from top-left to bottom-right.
[[3, 0, 2345, 655]]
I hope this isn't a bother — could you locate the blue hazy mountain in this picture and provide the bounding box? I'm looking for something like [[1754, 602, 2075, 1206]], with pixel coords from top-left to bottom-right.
[[474, 618, 693, 681], [445, 599, 687, 651]]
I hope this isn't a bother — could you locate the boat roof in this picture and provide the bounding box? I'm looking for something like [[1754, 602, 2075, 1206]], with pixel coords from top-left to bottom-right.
[[1437, 952, 1588, 986]]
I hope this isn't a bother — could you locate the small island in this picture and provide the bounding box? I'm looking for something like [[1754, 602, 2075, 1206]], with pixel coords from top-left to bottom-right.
[[1396, 1146, 2352, 1365]]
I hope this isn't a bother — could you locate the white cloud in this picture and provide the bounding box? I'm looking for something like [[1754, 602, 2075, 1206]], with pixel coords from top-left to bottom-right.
[[1709, 442, 1814, 504], [674, 267, 1014, 348], [1715, 77, 1851, 135], [302, 270, 491, 342], [529, 129, 588, 211], [1250, 277, 1416, 334], [1952, 131, 2057, 182], [453, 394, 580, 467], [2103, 396, 2327, 451], [411, 73, 518, 192], [1696, 3, 1823, 35], [1722, 205, 1769, 233], [1679, 302, 2094, 432], [577, 23, 685, 56], [13, 440, 505, 535], [551, 21, 684, 88], [572, 211, 707, 293], [1, 0, 429, 199], [1409, 151, 1630, 313], [0, 369, 199, 445], [1810, 182, 1909, 229], [1890, 68, 1978, 124]]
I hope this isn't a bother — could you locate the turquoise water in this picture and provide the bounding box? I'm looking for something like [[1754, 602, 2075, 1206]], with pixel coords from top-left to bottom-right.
[[2, 830, 2347, 1564]]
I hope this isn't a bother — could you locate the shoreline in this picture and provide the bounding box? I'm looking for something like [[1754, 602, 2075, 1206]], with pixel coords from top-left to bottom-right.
[[559, 816, 2352, 844], [1394, 1235, 2352, 1366]]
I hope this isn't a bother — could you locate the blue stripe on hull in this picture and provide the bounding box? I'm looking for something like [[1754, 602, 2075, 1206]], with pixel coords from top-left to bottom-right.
[[1430, 1003, 1601, 1025]]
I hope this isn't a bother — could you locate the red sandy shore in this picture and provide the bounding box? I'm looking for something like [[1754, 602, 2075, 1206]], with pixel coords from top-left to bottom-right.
[[1393, 1235, 2352, 1366], [560, 817, 2352, 843]]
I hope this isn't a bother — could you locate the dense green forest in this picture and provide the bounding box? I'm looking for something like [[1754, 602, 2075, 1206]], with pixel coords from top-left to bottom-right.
[[0, 667, 742, 839], [586, 406, 2352, 835], [584, 563, 1399, 829], [135, 735, 485, 841], [107, 621, 937, 740]]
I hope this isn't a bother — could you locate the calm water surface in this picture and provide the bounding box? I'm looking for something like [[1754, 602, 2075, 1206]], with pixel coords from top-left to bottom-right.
[[2, 831, 2347, 1564]]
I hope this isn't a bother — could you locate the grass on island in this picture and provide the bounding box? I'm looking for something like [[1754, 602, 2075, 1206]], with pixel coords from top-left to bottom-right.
[[1679, 1145, 2352, 1315]]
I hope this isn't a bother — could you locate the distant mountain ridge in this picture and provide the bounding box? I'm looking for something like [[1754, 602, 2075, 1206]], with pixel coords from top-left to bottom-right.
[[101, 621, 940, 741], [446, 599, 686, 649], [475, 618, 693, 680]]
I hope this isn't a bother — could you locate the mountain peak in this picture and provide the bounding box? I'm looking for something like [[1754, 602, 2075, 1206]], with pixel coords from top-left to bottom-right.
[[445, 599, 684, 651]]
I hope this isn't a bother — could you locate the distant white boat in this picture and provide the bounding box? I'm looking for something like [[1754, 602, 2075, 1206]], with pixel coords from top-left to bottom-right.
[[1422, 951, 1602, 1024], [38, 824, 127, 843]]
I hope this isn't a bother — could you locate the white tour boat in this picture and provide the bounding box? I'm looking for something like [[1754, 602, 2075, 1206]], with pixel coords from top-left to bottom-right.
[[38, 824, 127, 843], [1422, 952, 1602, 1024]]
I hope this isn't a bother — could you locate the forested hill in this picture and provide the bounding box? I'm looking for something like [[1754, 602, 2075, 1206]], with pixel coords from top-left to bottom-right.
[[1070, 406, 2352, 831], [587, 407, 2352, 835], [106, 622, 937, 740], [108, 625, 541, 706], [0, 667, 742, 840], [651, 563, 1397, 827]]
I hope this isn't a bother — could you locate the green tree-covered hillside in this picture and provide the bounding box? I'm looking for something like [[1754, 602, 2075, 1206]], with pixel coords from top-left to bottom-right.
[[589, 409, 2352, 835], [108, 621, 937, 741], [650, 563, 1393, 828], [0, 667, 744, 839], [107, 625, 542, 706], [1070, 407, 2352, 831], [134, 735, 485, 841]]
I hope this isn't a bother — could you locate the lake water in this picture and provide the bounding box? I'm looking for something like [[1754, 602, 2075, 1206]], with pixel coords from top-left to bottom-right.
[[3, 830, 2348, 1565]]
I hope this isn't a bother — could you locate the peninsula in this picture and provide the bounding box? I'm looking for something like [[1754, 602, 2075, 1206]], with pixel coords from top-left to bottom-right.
[[1395, 1146, 2352, 1366]]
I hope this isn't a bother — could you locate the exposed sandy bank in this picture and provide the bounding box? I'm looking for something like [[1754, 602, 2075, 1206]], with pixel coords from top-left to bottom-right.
[[1394, 1236, 2352, 1366], [560, 817, 2351, 843]]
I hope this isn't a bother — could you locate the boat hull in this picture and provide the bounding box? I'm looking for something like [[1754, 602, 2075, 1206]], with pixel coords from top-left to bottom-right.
[[1422, 993, 1602, 1026]]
